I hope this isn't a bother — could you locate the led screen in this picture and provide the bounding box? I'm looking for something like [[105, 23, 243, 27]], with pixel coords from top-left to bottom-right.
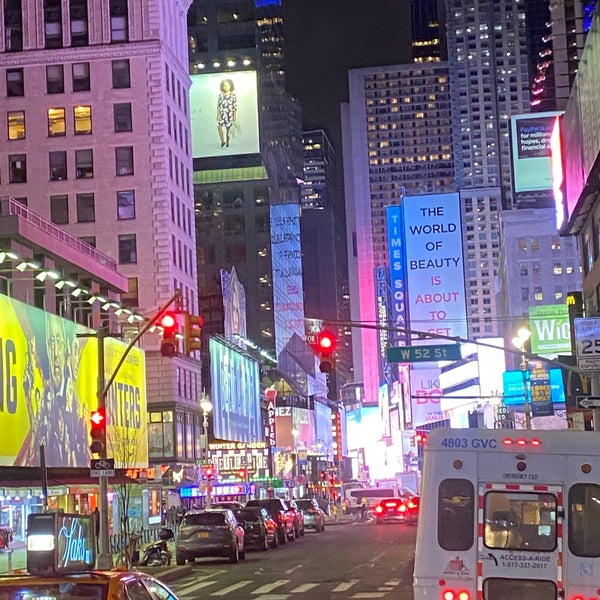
[[209, 337, 261, 443], [190, 71, 260, 158], [386, 205, 408, 333], [402, 193, 467, 342], [502, 368, 565, 406], [0, 293, 147, 467], [510, 112, 563, 199], [529, 304, 571, 355]]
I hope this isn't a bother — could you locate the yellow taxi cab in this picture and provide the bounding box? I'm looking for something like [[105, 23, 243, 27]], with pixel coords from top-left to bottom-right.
[[0, 569, 180, 600]]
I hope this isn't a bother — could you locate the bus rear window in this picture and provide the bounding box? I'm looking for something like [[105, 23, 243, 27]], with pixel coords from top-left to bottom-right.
[[569, 483, 600, 557], [438, 478, 474, 551]]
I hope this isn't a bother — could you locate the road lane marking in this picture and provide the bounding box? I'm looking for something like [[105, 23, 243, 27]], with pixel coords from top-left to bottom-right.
[[290, 583, 319, 593], [210, 580, 253, 596], [351, 594, 386, 598], [252, 580, 290, 594], [333, 580, 359, 592], [385, 580, 401, 586]]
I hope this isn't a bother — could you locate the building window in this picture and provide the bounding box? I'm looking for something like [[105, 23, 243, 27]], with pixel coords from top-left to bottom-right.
[[69, 0, 89, 46], [48, 108, 66, 137], [4, 2, 23, 51], [72, 62, 90, 91], [44, 0, 63, 48], [115, 146, 134, 176], [8, 154, 26, 183], [49, 151, 67, 180], [518, 237, 527, 251], [521, 287, 529, 302], [110, 0, 129, 42], [111, 59, 130, 88], [519, 262, 527, 276], [555, 287, 563, 300], [76, 193, 95, 222], [50, 194, 69, 224], [113, 103, 132, 132], [119, 234, 137, 263], [120, 276, 139, 308], [46, 64, 64, 93], [73, 105, 91, 134], [532, 262, 541, 276], [117, 190, 135, 220], [534, 287, 543, 301], [7, 111, 25, 140], [6, 69, 24, 96], [79, 235, 96, 247], [553, 263, 563, 275], [75, 149, 93, 178], [531, 237, 540, 251]]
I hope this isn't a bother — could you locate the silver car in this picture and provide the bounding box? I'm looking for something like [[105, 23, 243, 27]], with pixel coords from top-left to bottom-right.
[[295, 498, 326, 532], [175, 508, 245, 564]]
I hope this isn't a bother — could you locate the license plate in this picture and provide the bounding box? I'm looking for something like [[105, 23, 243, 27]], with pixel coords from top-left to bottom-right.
[[198, 531, 209, 538]]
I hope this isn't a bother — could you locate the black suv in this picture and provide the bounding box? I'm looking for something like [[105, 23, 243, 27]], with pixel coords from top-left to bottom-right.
[[246, 498, 295, 544]]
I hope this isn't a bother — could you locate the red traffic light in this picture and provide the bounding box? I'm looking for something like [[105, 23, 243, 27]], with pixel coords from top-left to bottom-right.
[[415, 432, 427, 445], [205, 466, 214, 479], [316, 331, 336, 357], [160, 313, 176, 329], [160, 311, 179, 357], [90, 408, 106, 455], [90, 409, 105, 428]]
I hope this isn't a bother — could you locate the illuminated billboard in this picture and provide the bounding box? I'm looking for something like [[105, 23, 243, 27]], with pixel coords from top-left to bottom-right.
[[502, 368, 565, 406], [529, 304, 571, 355], [0, 293, 147, 468], [386, 205, 408, 335], [190, 71, 260, 158], [409, 367, 443, 427], [221, 267, 247, 339], [402, 193, 467, 342], [209, 337, 261, 444], [510, 111, 563, 208]]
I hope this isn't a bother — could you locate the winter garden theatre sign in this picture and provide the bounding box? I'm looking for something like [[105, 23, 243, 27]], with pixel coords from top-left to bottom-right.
[[400, 193, 468, 342]]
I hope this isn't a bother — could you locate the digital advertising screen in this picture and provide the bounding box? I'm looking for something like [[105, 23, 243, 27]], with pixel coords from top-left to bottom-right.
[[402, 193, 467, 342], [386, 205, 408, 334], [529, 304, 571, 355], [190, 70, 260, 158], [511, 112, 563, 193], [0, 293, 147, 468], [502, 368, 565, 406], [209, 337, 262, 444], [221, 267, 247, 339]]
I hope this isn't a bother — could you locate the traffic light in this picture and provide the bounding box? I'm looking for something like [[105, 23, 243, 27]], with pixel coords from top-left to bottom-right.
[[415, 432, 427, 446], [567, 290, 584, 355], [238, 467, 247, 480], [159, 312, 178, 357], [90, 408, 106, 455], [183, 312, 204, 354], [316, 330, 337, 374], [205, 466, 214, 480]]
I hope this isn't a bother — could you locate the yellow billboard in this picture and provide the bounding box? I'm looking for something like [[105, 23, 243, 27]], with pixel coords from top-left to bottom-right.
[[0, 294, 147, 468]]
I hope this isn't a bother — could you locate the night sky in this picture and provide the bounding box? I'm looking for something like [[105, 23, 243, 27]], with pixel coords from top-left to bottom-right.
[[283, 0, 413, 150]]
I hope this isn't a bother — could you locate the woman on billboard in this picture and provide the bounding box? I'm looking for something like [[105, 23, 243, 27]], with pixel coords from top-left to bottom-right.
[[216, 79, 237, 148]]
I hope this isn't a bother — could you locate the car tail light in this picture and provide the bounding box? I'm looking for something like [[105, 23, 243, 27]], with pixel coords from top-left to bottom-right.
[[442, 590, 471, 600], [374, 505, 384, 514], [397, 503, 407, 513]]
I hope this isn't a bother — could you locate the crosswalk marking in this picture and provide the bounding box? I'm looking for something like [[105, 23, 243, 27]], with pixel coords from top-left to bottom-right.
[[333, 580, 359, 592], [178, 580, 218, 595], [210, 580, 253, 596], [384, 580, 401, 586], [351, 593, 386, 598], [252, 595, 289, 600], [290, 583, 319, 593], [252, 580, 290, 595]]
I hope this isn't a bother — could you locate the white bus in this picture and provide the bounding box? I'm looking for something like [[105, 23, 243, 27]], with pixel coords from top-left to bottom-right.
[[414, 427, 600, 600]]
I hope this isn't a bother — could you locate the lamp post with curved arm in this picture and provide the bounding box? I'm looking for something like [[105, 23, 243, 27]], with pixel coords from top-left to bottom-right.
[[512, 327, 532, 430], [200, 393, 213, 508]]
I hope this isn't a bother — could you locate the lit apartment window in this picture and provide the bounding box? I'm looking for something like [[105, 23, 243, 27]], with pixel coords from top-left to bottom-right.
[[553, 263, 563, 275], [46, 64, 64, 93], [72, 62, 90, 92], [48, 108, 66, 137], [7, 111, 25, 140], [113, 103, 132, 132], [551, 237, 561, 250], [75, 149, 93, 178], [117, 190, 135, 220], [76, 192, 95, 222], [49, 151, 67, 180], [518, 237, 527, 251], [6, 69, 24, 96], [112, 59, 130, 88], [50, 194, 69, 224], [118, 234, 137, 264], [534, 287, 543, 301], [532, 262, 541, 276], [555, 287, 563, 300], [44, 0, 63, 49], [115, 146, 134, 176], [70, 0, 89, 46], [73, 105, 91, 134], [110, 0, 129, 42], [531, 237, 540, 251]]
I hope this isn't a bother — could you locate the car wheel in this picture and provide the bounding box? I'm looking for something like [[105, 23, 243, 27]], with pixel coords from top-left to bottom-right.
[[262, 535, 269, 551], [278, 529, 287, 545], [288, 528, 296, 541], [271, 532, 279, 548], [300, 525, 305, 537], [294, 524, 300, 538], [176, 554, 185, 566], [229, 543, 239, 563]]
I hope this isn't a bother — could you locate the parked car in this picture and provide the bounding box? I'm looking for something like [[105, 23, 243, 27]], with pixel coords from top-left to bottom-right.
[[233, 506, 278, 550], [373, 496, 418, 525], [0, 570, 181, 600], [295, 498, 326, 532], [246, 498, 295, 544], [210, 501, 245, 511], [175, 508, 245, 564], [287, 499, 306, 537]]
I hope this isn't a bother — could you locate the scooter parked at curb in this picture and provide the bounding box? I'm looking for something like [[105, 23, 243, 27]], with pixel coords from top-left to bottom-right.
[[133, 528, 173, 567]]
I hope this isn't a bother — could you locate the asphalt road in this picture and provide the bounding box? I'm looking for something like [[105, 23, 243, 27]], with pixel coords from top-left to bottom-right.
[[162, 517, 416, 600]]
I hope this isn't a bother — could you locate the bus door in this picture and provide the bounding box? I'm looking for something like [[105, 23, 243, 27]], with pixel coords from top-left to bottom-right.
[[478, 482, 563, 600]]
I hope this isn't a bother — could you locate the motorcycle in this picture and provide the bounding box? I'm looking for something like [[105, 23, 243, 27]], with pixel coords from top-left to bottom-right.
[[134, 528, 173, 567]]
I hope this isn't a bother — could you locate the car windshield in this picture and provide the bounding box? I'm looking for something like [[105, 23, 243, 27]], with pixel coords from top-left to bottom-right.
[[181, 512, 225, 526], [248, 500, 285, 511], [0, 583, 104, 600], [234, 509, 261, 522], [295, 500, 314, 510]]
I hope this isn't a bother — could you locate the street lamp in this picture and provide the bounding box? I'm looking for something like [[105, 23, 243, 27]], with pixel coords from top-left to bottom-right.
[[512, 327, 532, 430], [200, 393, 213, 508]]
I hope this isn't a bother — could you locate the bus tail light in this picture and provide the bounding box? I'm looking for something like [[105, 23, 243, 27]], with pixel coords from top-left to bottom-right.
[[442, 590, 471, 600]]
